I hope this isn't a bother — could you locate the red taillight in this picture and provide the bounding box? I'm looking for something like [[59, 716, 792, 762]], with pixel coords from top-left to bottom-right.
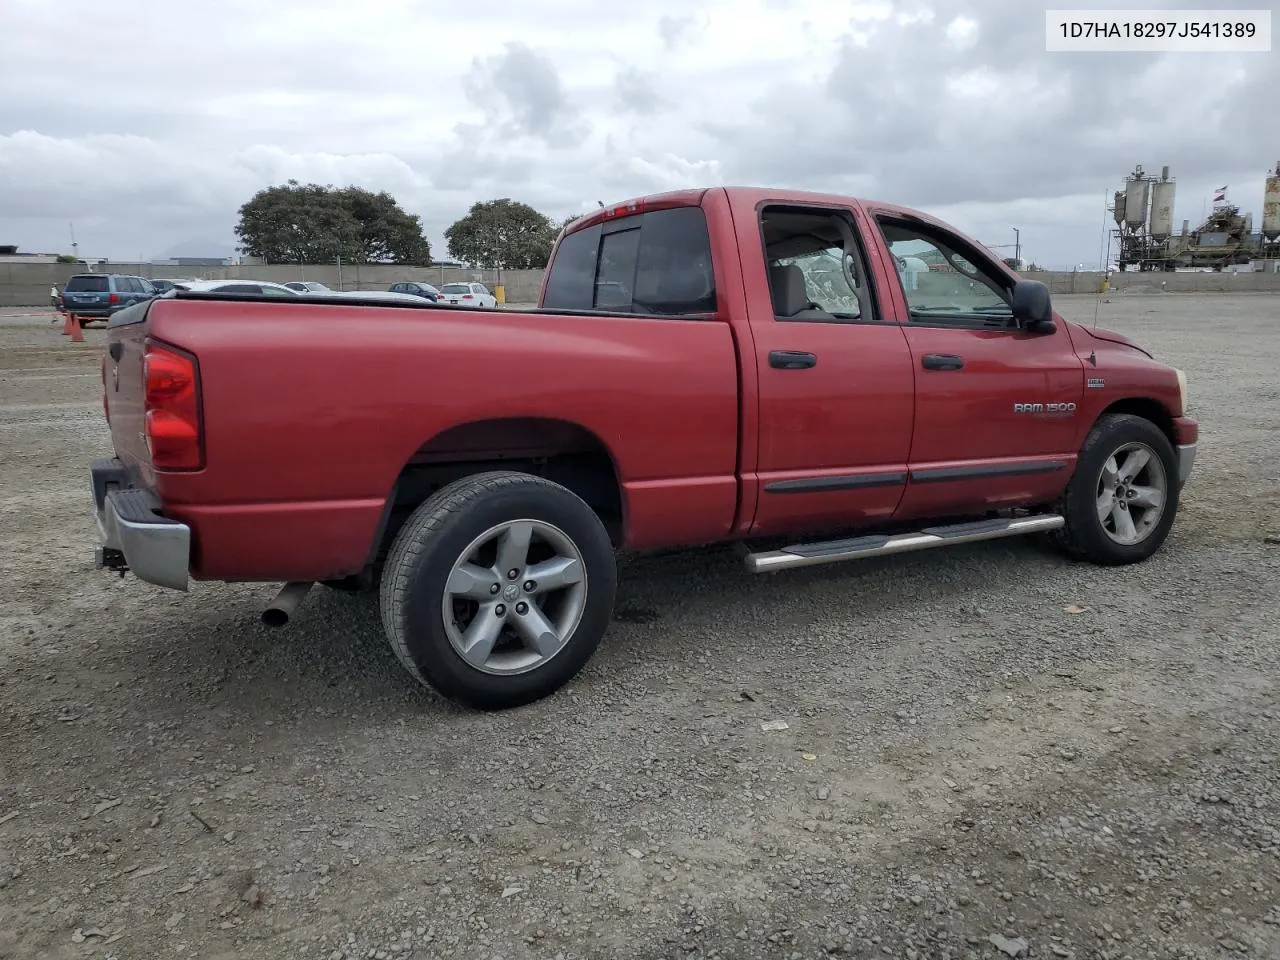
[[462, 293, 474, 299], [143, 342, 202, 470], [109, 292, 119, 305]]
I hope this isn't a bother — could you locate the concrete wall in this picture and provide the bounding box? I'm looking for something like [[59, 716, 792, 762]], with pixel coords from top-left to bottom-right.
[[7, 260, 1280, 307], [1, 262, 545, 307], [1025, 268, 1280, 295]]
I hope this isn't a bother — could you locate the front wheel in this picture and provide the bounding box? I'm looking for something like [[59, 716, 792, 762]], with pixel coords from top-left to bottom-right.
[[378, 471, 617, 709], [1053, 413, 1179, 565]]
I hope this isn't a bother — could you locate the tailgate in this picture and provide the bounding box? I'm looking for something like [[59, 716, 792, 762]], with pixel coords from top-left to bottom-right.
[[103, 301, 154, 482]]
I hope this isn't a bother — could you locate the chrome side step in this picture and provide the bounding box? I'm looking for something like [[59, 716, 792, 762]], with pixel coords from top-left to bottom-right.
[[743, 514, 1065, 574]]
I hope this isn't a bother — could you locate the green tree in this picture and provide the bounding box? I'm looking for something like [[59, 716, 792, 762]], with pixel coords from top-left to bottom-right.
[[336, 186, 432, 264], [444, 199, 558, 270], [56, 254, 78, 263], [235, 180, 431, 265]]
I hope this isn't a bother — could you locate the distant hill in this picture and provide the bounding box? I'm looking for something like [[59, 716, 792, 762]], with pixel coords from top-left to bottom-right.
[[154, 239, 236, 261]]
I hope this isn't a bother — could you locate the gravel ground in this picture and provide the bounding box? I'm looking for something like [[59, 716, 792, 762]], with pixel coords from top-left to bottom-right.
[[1, 295, 1278, 960]]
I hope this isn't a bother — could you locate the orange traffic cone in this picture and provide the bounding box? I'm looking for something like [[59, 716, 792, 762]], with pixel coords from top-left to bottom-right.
[[61, 312, 71, 336], [68, 316, 85, 342]]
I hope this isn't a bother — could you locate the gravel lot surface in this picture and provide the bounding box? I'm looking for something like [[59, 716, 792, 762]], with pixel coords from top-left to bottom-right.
[[2, 295, 1278, 960]]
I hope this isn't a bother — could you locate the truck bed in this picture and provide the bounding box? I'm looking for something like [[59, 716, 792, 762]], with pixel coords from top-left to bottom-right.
[[104, 293, 743, 581]]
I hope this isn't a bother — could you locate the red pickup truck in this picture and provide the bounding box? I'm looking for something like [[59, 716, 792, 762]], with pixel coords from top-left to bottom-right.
[[91, 186, 1197, 710]]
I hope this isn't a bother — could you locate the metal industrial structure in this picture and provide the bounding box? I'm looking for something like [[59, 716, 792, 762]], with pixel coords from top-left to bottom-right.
[[1264, 160, 1280, 256], [1111, 162, 1278, 271]]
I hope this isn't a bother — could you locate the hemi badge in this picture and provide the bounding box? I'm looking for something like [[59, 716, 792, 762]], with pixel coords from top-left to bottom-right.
[[1087, 377, 1105, 389]]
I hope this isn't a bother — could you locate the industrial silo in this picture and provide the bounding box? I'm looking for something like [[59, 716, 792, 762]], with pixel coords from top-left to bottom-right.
[[1264, 160, 1280, 242], [1149, 166, 1175, 240], [1124, 165, 1150, 230], [1113, 190, 1127, 226]]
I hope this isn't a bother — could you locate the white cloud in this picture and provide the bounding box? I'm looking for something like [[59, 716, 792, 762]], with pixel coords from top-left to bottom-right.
[[617, 154, 725, 193], [947, 67, 1000, 99], [945, 15, 979, 48]]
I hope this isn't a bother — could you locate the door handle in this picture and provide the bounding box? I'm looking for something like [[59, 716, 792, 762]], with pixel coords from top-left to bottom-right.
[[108, 341, 123, 361], [769, 350, 817, 370], [921, 353, 964, 371]]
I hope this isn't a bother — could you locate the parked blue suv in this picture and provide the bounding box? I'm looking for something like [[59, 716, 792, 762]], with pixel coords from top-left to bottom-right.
[[61, 274, 158, 323]]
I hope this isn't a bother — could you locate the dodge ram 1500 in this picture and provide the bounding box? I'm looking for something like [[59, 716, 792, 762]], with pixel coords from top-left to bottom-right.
[[91, 186, 1197, 710]]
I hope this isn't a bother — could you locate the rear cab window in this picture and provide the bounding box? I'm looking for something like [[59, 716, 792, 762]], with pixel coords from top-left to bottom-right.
[[65, 275, 109, 293], [542, 205, 717, 316]]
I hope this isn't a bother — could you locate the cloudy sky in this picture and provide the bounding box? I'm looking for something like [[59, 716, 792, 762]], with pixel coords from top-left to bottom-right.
[[1, 0, 1276, 268]]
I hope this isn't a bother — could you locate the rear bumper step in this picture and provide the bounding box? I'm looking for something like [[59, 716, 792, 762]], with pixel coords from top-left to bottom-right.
[[91, 458, 191, 591], [744, 514, 1065, 573]]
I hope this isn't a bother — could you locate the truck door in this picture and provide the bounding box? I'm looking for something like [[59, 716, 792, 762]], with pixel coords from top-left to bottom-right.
[[739, 200, 916, 538], [868, 213, 1085, 520]]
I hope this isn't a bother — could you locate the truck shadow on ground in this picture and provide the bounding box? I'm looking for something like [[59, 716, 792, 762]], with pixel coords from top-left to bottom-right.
[[70, 534, 1097, 726]]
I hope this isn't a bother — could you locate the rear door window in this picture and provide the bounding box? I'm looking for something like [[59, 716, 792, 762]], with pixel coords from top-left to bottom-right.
[[65, 275, 109, 293], [542, 206, 717, 316]]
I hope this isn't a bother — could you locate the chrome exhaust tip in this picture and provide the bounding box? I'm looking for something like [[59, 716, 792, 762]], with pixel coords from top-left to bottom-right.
[[261, 581, 314, 628]]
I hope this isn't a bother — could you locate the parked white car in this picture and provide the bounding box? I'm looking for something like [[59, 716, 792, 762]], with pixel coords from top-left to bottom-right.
[[173, 280, 300, 297], [438, 282, 497, 307], [283, 281, 332, 294]]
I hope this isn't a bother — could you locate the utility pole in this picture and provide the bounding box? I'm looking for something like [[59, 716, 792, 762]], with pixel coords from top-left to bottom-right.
[[1011, 226, 1021, 268], [1098, 190, 1108, 271]]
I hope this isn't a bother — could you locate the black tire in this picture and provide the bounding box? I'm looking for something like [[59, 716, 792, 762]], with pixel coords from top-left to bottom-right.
[[378, 470, 617, 710], [1053, 413, 1179, 565]]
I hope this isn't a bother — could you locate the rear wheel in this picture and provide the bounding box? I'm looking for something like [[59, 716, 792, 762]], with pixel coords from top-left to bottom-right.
[[1053, 413, 1178, 565], [379, 471, 617, 709]]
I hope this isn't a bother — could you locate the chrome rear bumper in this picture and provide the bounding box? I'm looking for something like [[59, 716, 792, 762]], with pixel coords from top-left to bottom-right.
[[91, 458, 190, 591]]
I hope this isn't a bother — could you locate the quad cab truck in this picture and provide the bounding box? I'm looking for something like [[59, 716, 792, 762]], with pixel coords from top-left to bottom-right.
[[91, 187, 1198, 710]]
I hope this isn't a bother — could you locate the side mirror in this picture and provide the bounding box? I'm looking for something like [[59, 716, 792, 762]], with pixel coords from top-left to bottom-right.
[[1011, 278, 1054, 332]]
